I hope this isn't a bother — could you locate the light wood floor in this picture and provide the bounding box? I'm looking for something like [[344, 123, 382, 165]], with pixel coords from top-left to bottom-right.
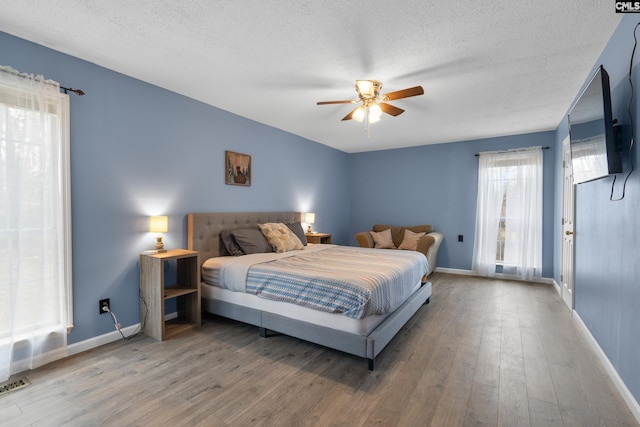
[[1, 273, 637, 426]]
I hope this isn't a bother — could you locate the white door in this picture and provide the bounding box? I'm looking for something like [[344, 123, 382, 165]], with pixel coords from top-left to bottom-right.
[[561, 136, 575, 310]]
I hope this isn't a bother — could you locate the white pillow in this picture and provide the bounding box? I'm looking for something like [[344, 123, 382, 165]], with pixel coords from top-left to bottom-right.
[[258, 223, 304, 253], [397, 229, 426, 250], [370, 229, 396, 249]]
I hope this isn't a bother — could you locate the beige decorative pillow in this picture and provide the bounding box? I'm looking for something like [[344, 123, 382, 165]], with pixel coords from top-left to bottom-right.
[[370, 228, 396, 249], [258, 222, 304, 253], [397, 229, 426, 251]]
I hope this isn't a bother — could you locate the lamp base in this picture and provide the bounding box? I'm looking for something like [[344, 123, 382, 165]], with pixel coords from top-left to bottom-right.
[[155, 236, 167, 253]]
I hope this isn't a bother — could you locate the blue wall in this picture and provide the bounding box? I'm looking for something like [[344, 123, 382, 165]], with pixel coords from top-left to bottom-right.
[[4, 17, 640, 406], [1, 31, 351, 344], [554, 16, 640, 404], [349, 131, 556, 276]]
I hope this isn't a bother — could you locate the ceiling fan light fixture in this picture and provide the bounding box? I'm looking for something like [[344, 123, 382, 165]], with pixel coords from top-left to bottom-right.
[[356, 80, 375, 98], [353, 106, 366, 122], [316, 80, 423, 136], [368, 103, 382, 123]]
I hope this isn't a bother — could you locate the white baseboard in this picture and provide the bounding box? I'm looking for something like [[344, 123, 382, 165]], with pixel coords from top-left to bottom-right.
[[552, 278, 561, 295], [573, 311, 640, 423], [435, 267, 472, 276], [66, 323, 142, 357], [435, 267, 555, 285], [66, 311, 176, 358]]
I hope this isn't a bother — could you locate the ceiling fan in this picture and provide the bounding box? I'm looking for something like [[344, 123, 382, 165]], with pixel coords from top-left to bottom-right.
[[317, 80, 424, 133]]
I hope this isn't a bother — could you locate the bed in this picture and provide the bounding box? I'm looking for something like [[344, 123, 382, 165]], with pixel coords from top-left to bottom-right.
[[187, 211, 432, 370]]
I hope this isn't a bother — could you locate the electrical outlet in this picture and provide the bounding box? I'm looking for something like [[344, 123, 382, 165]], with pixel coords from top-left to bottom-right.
[[458, 234, 464, 242], [99, 298, 110, 314]]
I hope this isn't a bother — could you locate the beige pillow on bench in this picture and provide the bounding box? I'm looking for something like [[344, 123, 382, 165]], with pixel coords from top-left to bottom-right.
[[397, 229, 426, 251], [370, 228, 396, 249]]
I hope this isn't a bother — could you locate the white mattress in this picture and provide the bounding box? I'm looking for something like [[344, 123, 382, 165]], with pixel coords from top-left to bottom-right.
[[201, 281, 422, 336]]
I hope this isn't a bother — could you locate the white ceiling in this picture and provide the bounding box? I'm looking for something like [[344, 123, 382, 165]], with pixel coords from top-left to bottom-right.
[[0, 1, 622, 153]]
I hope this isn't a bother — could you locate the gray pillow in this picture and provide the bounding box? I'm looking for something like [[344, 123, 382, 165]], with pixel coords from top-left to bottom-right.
[[231, 228, 273, 254], [220, 229, 244, 256], [286, 222, 307, 246]]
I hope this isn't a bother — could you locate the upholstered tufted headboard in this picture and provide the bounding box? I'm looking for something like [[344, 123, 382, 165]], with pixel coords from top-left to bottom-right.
[[187, 211, 302, 270]]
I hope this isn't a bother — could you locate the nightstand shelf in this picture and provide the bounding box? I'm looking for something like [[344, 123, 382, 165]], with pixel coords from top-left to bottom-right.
[[140, 249, 200, 341], [164, 287, 198, 299], [305, 232, 332, 244]]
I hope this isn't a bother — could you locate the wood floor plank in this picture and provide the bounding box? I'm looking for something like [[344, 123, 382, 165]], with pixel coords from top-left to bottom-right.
[[465, 381, 499, 426], [528, 397, 564, 427], [3, 273, 637, 427], [395, 367, 448, 426], [474, 323, 502, 388], [521, 324, 557, 404], [498, 353, 531, 427]]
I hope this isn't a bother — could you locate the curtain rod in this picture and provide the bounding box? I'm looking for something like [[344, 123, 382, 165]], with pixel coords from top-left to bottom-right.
[[1, 67, 85, 95], [60, 86, 85, 96], [474, 146, 550, 157]]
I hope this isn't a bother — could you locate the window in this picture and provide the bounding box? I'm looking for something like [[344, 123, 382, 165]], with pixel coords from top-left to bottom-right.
[[472, 147, 543, 280], [0, 66, 72, 380]]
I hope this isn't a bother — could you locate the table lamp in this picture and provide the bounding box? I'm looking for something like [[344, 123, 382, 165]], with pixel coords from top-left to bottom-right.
[[304, 212, 315, 233], [149, 215, 168, 253]]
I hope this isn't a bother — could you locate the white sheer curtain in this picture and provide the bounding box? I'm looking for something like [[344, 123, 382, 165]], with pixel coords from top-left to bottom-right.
[[0, 66, 72, 381], [472, 147, 543, 280]]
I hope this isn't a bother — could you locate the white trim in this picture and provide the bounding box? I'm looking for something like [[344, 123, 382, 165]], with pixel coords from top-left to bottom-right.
[[67, 312, 177, 357], [573, 311, 640, 423], [552, 278, 561, 296], [66, 324, 141, 357], [24, 310, 178, 366], [7, 322, 141, 376], [435, 267, 555, 285], [492, 273, 555, 285], [17, 312, 178, 374], [63, 311, 177, 358], [435, 267, 471, 276]]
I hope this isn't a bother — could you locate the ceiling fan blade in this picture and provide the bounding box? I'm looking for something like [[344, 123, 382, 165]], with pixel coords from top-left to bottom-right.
[[341, 106, 361, 121], [381, 86, 424, 101], [317, 100, 357, 105], [379, 102, 405, 117]]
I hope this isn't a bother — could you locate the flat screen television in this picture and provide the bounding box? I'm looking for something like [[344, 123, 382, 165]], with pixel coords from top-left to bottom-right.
[[568, 65, 622, 184]]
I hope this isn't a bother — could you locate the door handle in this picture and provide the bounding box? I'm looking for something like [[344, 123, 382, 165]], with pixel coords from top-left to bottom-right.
[[565, 230, 574, 235]]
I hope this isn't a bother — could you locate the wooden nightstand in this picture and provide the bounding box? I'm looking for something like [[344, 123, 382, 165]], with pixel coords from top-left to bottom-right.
[[139, 249, 201, 341], [305, 232, 332, 244]]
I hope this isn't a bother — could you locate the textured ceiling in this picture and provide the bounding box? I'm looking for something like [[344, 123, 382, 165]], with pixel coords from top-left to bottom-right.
[[0, 1, 623, 153]]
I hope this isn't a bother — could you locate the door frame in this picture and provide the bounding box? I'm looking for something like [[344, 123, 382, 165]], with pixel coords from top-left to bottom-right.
[[561, 136, 575, 311]]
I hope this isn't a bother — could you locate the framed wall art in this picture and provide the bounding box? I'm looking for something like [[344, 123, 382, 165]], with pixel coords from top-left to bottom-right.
[[225, 150, 251, 186]]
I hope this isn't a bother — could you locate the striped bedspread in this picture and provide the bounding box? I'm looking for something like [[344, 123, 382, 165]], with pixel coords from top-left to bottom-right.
[[245, 246, 428, 319]]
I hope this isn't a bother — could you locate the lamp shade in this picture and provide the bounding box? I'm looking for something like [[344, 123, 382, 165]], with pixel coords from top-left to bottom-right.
[[304, 213, 315, 224], [352, 106, 365, 122], [149, 216, 168, 233], [369, 103, 382, 123], [356, 80, 375, 97]]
